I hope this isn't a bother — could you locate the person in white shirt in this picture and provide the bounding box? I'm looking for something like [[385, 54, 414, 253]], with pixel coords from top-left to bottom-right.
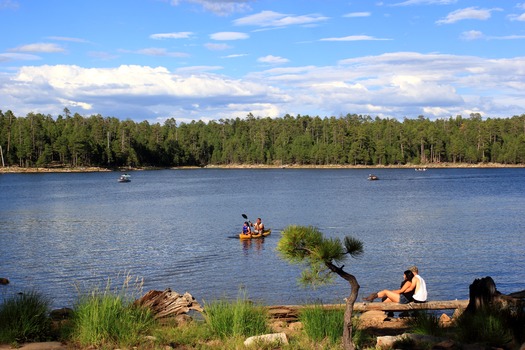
[[405, 265, 427, 303]]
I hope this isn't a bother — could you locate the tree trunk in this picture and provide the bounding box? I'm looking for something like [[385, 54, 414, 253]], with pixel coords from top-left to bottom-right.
[[326, 262, 359, 350]]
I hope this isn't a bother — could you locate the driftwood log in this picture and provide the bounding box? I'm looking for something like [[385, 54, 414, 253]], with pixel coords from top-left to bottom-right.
[[134, 289, 203, 319]]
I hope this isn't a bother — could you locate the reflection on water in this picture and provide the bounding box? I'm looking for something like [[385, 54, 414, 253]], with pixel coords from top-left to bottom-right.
[[1, 168, 524, 308]]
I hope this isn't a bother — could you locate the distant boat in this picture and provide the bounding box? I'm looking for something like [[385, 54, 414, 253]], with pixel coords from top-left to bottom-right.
[[118, 174, 131, 183], [415, 168, 427, 172], [368, 174, 379, 181]]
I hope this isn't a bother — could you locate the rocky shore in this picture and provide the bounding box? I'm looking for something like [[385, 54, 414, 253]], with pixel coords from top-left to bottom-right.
[[1, 162, 523, 174]]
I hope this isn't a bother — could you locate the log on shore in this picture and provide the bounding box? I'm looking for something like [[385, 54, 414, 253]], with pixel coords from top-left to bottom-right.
[[134, 289, 203, 319], [267, 300, 469, 321]]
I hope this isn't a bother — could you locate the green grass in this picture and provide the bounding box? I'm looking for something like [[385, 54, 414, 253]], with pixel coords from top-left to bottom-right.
[[454, 309, 514, 347], [203, 292, 270, 339], [300, 304, 344, 344], [0, 291, 52, 343], [407, 311, 444, 337], [68, 275, 156, 348]]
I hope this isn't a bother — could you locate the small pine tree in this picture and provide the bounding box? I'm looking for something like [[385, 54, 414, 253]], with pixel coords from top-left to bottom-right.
[[276, 225, 363, 350]]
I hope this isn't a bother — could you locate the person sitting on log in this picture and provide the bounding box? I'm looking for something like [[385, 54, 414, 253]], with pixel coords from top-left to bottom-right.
[[406, 265, 428, 303], [362, 270, 415, 303]]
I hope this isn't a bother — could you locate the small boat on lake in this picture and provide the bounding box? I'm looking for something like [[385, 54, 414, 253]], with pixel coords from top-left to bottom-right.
[[368, 174, 379, 181], [118, 174, 131, 182], [239, 229, 271, 240], [415, 168, 427, 172]]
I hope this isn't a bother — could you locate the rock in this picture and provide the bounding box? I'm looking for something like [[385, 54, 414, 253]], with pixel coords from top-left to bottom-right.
[[438, 313, 452, 327], [0, 278, 9, 285], [359, 310, 388, 328], [50, 308, 74, 320], [432, 339, 458, 350], [376, 335, 397, 348], [244, 332, 288, 347], [376, 333, 444, 349], [288, 321, 303, 331], [14, 342, 67, 350]]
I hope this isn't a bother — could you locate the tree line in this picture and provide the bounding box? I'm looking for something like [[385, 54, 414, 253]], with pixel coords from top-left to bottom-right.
[[1, 108, 525, 168]]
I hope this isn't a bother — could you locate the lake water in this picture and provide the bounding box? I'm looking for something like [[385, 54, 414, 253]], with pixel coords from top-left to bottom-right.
[[1, 168, 524, 309]]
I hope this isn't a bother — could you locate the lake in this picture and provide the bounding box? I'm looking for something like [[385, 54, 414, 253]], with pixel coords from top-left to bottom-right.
[[1, 168, 524, 309]]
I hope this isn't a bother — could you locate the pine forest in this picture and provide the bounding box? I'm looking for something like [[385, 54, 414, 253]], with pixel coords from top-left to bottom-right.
[[1, 109, 525, 169]]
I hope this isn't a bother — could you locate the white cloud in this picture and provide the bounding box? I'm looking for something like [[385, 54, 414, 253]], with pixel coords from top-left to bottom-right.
[[460, 30, 484, 41], [210, 32, 249, 40], [46, 36, 89, 43], [170, 0, 252, 16], [0, 0, 19, 10], [320, 35, 391, 42], [392, 0, 457, 5], [436, 7, 501, 24], [343, 12, 371, 18], [204, 43, 232, 51], [135, 48, 190, 57], [460, 31, 525, 41], [257, 55, 289, 65], [150, 32, 194, 40], [2, 52, 525, 121], [0, 53, 41, 62], [222, 53, 248, 58], [9, 43, 66, 53], [233, 10, 329, 28], [508, 12, 525, 21]]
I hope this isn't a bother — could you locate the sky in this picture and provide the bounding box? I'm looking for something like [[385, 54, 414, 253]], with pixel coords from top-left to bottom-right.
[[1, 0, 525, 124]]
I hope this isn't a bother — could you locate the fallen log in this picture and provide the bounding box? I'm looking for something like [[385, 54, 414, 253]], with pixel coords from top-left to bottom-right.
[[267, 300, 469, 321], [134, 289, 203, 319]]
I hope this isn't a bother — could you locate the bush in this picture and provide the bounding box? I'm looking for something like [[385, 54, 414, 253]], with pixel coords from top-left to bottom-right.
[[0, 291, 52, 343]]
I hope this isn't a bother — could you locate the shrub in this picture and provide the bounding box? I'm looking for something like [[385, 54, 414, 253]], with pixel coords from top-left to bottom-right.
[[0, 291, 52, 343]]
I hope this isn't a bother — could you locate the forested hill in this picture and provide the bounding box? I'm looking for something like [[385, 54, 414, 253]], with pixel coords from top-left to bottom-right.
[[1, 110, 525, 168]]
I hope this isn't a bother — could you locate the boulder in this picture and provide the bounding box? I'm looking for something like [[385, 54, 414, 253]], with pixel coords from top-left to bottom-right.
[[244, 332, 288, 347]]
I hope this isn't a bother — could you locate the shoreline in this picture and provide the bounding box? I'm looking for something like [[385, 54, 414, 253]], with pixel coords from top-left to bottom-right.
[[0, 162, 524, 174]]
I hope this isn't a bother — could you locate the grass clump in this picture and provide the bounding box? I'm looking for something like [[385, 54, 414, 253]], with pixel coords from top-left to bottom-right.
[[69, 275, 156, 348], [408, 311, 444, 337], [299, 305, 370, 348], [0, 291, 52, 343], [204, 292, 269, 339], [454, 309, 514, 347], [300, 304, 344, 344]]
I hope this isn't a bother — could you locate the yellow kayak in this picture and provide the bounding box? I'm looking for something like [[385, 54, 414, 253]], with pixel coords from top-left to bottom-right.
[[239, 229, 271, 240]]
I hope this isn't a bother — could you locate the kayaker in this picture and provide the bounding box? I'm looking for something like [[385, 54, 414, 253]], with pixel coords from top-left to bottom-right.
[[251, 217, 264, 234], [242, 221, 251, 235]]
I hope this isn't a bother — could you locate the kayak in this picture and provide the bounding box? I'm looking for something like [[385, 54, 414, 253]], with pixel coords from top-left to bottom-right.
[[239, 229, 271, 240]]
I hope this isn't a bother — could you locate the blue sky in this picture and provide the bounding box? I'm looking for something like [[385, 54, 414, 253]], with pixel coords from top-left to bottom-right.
[[1, 0, 525, 124]]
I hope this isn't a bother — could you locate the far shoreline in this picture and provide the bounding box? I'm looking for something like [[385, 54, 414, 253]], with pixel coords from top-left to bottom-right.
[[0, 162, 524, 174]]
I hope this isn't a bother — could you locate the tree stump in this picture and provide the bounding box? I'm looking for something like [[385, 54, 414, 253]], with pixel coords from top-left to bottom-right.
[[465, 276, 500, 313]]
